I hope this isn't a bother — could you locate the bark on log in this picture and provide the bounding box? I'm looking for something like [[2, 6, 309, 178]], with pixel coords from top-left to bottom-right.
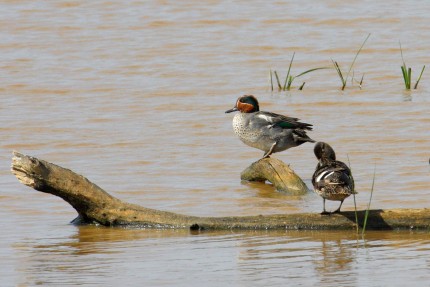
[[10, 151, 430, 230], [241, 158, 309, 194]]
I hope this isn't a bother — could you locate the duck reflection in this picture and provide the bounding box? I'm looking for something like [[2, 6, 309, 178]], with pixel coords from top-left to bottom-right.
[[312, 231, 357, 284], [236, 231, 358, 281]]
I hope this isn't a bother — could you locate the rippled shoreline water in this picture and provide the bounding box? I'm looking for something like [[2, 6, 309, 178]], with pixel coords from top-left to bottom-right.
[[1, 0, 429, 286], [6, 225, 430, 286]]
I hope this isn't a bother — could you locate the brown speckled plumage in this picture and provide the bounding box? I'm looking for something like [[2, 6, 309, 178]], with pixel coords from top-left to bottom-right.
[[312, 142, 356, 215]]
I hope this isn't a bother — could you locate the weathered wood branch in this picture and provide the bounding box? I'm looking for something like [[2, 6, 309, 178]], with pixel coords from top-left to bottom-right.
[[11, 151, 430, 230], [241, 157, 309, 194]]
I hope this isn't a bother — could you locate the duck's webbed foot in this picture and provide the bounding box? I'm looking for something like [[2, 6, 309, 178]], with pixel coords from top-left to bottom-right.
[[332, 200, 344, 214]]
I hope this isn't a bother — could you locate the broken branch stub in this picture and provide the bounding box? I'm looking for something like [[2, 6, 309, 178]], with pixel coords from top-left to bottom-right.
[[241, 157, 309, 195]]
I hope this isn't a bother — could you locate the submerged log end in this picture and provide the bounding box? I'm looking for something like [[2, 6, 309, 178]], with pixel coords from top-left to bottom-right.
[[241, 157, 309, 195], [11, 151, 46, 191]]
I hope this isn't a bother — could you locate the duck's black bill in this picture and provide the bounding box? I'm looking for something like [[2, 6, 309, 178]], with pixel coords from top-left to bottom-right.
[[225, 107, 238, 113]]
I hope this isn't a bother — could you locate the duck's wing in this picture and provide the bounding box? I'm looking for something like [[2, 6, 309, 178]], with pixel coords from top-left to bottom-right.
[[257, 111, 313, 130], [312, 161, 355, 192]]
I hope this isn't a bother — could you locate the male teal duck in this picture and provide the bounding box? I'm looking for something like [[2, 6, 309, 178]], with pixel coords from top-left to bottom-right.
[[312, 142, 356, 215], [225, 95, 315, 159]]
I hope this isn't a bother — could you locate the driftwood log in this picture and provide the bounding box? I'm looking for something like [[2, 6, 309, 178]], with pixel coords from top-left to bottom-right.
[[11, 151, 430, 230]]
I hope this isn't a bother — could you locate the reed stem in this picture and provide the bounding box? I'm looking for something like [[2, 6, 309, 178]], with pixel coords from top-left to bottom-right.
[[347, 154, 359, 234], [333, 33, 370, 90], [270, 69, 274, 91], [414, 65, 426, 89], [362, 166, 376, 236]]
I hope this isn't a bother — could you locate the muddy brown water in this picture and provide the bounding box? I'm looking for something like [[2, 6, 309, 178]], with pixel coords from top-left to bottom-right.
[[1, 1, 429, 286]]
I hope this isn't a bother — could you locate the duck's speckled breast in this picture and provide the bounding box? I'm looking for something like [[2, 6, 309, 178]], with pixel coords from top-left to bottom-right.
[[232, 113, 267, 151]]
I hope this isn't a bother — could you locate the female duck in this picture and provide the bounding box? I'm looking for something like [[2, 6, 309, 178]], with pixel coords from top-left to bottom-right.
[[225, 95, 315, 159], [312, 142, 356, 215]]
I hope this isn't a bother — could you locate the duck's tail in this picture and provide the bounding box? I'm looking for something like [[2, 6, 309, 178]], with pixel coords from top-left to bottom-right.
[[293, 129, 316, 143], [299, 122, 313, 131]]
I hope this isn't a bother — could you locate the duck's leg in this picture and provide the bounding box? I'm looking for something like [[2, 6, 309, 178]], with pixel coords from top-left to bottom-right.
[[332, 200, 344, 214], [321, 198, 330, 215], [262, 142, 277, 159]]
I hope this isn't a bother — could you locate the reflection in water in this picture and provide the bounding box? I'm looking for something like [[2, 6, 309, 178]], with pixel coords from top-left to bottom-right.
[[313, 233, 358, 286], [313, 241, 352, 283], [236, 231, 358, 285], [14, 227, 430, 286], [402, 91, 413, 102], [11, 225, 430, 286], [235, 230, 430, 286], [16, 226, 194, 286]]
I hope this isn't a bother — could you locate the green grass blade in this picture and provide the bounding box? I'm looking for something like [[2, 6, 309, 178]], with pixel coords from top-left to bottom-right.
[[401, 65, 409, 89], [295, 67, 330, 78], [414, 65, 425, 89], [354, 73, 365, 89], [345, 33, 371, 84], [359, 74, 364, 86], [274, 70, 282, 90], [353, 194, 358, 234], [347, 154, 359, 234], [401, 65, 406, 81], [408, 67, 412, 90], [286, 75, 294, 90], [362, 166, 376, 236], [270, 69, 274, 91], [283, 52, 295, 90], [399, 42, 412, 90], [399, 41, 406, 66], [298, 82, 305, 90], [288, 66, 329, 90], [332, 60, 345, 88]]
